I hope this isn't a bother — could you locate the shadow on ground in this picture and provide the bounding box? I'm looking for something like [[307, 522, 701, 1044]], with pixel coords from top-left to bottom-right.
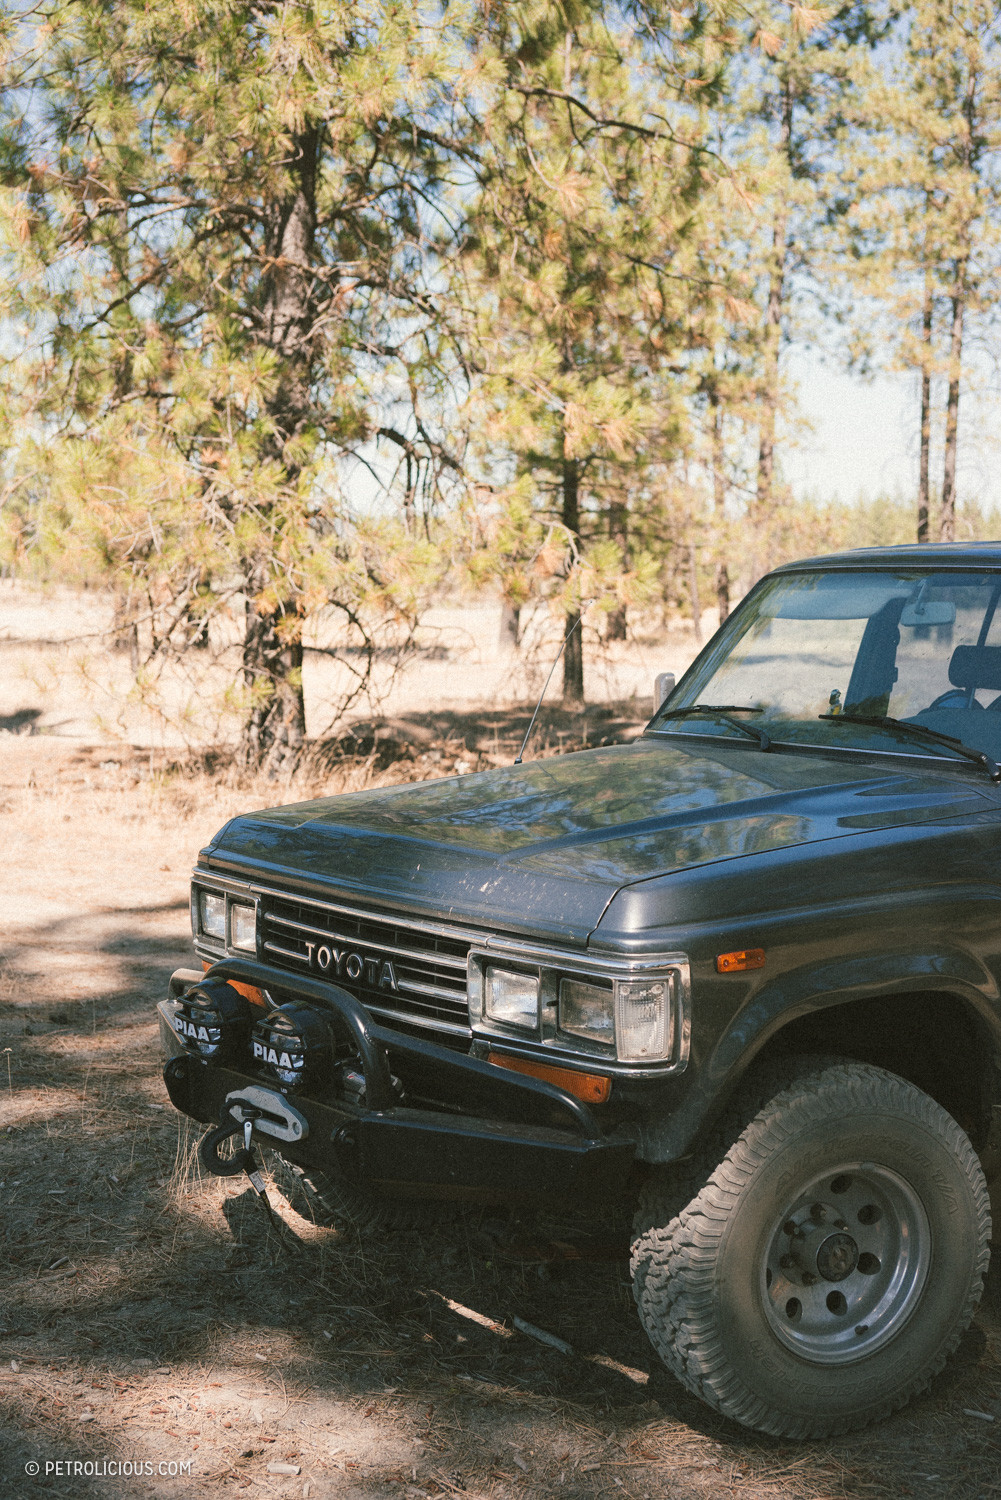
[[2, 917, 1001, 1500]]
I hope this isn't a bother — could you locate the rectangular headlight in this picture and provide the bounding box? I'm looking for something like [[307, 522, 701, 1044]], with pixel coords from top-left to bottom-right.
[[198, 891, 226, 941], [559, 978, 614, 1050], [614, 977, 672, 1061], [230, 902, 257, 953], [484, 967, 539, 1030]]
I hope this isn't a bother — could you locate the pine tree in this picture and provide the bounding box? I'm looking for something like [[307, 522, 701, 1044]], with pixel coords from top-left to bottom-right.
[[0, 0, 471, 768], [834, 1, 1001, 541], [464, 5, 739, 704], [720, 2, 875, 569]]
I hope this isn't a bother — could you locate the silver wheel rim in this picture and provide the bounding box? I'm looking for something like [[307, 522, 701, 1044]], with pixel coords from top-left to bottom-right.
[[760, 1161, 931, 1365]]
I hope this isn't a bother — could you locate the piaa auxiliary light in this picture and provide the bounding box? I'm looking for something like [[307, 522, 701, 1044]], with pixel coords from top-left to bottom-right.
[[173, 978, 255, 1062], [251, 1002, 334, 1089]]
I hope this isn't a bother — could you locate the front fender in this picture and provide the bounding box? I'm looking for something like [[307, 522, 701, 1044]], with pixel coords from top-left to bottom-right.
[[635, 930, 1001, 1164]]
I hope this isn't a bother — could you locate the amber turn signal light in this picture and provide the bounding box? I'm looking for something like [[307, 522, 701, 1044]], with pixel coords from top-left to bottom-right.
[[201, 960, 266, 1007], [716, 948, 765, 974], [487, 1052, 612, 1104]]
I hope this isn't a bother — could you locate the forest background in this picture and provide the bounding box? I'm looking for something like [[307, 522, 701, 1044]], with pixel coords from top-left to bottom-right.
[[1, 0, 1001, 771]]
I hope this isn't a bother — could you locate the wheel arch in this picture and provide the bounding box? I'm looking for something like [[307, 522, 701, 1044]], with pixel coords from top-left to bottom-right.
[[746, 986, 1001, 1151], [639, 969, 1001, 1168]]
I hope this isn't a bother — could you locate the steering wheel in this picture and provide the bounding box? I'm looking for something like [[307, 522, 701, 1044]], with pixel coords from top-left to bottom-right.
[[924, 689, 982, 712]]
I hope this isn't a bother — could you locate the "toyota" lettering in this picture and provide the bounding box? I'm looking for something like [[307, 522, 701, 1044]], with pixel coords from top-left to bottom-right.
[[299, 942, 398, 991]]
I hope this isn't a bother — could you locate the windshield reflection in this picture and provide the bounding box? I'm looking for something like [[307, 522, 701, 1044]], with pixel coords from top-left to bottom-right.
[[649, 568, 1001, 768]]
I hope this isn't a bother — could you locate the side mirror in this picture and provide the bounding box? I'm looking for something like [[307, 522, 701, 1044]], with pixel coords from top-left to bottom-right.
[[654, 672, 676, 711]]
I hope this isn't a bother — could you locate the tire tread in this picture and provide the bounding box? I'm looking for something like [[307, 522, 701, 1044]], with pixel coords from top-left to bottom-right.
[[631, 1060, 991, 1438]]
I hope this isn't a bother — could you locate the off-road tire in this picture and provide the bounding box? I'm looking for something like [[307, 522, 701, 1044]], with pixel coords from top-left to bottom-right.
[[264, 1151, 438, 1234], [631, 1060, 991, 1438]]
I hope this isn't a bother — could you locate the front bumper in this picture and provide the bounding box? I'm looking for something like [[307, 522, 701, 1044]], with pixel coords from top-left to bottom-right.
[[160, 957, 635, 1204]]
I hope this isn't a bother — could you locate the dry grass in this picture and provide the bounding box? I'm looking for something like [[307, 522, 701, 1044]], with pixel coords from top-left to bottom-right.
[[3, 742, 1001, 1500]]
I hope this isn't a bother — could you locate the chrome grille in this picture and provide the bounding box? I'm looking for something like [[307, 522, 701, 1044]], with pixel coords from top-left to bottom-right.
[[259, 890, 472, 1036]]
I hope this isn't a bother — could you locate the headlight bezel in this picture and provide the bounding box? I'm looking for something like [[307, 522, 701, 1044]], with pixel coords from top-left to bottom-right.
[[192, 883, 258, 958], [230, 901, 258, 953], [467, 947, 689, 1071], [197, 890, 227, 943], [558, 976, 615, 1051], [483, 965, 540, 1031]]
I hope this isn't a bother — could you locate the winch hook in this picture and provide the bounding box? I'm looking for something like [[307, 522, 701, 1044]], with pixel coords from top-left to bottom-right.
[[198, 1104, 265, 1187], [196, 1105, 301, 1257]]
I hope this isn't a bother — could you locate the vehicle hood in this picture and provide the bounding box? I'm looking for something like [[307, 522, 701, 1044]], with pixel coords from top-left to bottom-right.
[[204, 738, 988, 944]]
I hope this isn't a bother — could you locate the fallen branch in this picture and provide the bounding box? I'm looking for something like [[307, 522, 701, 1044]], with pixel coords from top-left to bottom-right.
[[511, 1316, 573, 1355]]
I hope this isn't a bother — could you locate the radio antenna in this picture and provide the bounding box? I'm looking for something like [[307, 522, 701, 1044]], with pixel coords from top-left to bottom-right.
[[514, 609, 589, 765]]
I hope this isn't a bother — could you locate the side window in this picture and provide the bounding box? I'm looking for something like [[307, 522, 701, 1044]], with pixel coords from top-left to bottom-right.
[[889, 582, 997, 717]]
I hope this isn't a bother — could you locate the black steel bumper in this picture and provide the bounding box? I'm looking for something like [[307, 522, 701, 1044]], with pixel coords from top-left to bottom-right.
[[159, 958, 635, 1204]]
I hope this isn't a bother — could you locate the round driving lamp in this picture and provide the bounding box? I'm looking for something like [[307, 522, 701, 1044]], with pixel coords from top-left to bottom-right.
[[173, 979, 254, 1062], [251, 1003, 333, 1090]]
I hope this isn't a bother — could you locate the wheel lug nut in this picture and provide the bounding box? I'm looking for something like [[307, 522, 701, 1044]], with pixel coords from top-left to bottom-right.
[[802, 1272, 817, 1285], [780, 1254, 795, 1269]]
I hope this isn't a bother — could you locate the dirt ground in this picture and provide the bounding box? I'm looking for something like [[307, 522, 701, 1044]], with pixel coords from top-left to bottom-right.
[[3, 739, 1001, 1500]]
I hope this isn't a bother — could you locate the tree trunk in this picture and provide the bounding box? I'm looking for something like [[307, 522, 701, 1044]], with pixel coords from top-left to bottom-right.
[[710, 388, 730, 623], [940, 65, 977, 546], [499, 601, 521, 648], [111, 591, 140, 670], [242, 590, 306, 774], [688, 545, 702, 645], [917, 264, 933, 543], [756, 79, 792, 533], [940, 266, 966, 544], [755, 226, 783, 517], [240, 126, 318, 771], [561, 453, 584, 708], [606, 499, 628, 641]]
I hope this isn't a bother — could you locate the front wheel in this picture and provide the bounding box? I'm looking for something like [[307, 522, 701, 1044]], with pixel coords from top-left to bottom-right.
[[631, 1061, 991, 1438]]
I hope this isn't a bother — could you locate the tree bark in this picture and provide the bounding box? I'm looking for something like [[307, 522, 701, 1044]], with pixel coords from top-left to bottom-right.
[[242, 593, 306, 770], [756, 79, 792, 532], [940, 64, 978, 546], [606, 499, 628, 641], [241, 126, 319, 772], [499, 601, 521, 648], [917, 261, 933, 543], [710, 388, 730, 623], [939, 275, 964, 543], [111, 592, 140, 671], [688, 545, 702, 645], [561, 453, 584, 708]]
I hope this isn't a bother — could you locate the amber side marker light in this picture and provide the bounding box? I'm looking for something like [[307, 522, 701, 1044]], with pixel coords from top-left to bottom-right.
[[201, 961, 266, 1007], [716, 948, 766, 974], [487, 1052, 612, 1105]]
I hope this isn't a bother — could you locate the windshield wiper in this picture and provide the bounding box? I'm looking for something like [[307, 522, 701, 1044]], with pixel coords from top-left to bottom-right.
[[658, 705, 771, 751], [818, 712, 1000, 779]]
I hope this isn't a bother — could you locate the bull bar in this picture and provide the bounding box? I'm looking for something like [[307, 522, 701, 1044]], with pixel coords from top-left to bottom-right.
[[160, 957, 635, 1204]]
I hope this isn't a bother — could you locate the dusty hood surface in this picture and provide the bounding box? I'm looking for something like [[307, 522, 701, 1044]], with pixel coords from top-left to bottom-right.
[[204, 738, 988, 943]]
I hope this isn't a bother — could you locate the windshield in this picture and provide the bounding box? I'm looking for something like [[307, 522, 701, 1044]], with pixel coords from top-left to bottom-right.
[[649, 567, 1001, 767]]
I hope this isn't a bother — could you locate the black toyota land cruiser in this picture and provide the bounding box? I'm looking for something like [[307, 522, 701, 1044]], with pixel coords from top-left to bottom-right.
[[160, 543, 1001, 1438]]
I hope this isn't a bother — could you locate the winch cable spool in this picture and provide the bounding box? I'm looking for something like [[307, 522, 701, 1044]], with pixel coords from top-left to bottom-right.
[[197, 1104, 301, 1255]]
